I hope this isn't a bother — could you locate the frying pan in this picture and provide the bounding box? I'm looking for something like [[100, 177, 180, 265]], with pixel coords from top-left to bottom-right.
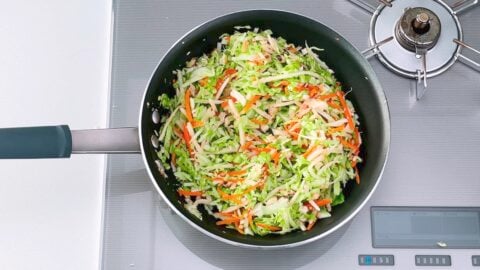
[[0, 10, 390, 248]]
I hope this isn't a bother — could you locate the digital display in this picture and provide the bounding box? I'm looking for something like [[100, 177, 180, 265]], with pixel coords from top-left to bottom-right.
[[371, 207, 480, 249]]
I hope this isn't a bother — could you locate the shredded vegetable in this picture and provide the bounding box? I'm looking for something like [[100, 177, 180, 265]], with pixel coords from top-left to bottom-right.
[[156, 29, 362, 236]]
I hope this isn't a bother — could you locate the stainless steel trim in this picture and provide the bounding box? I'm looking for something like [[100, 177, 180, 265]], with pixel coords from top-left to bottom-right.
[[454, 39, 480, 68], [361, 36, 394, 59], [349, 0, 378, 14], [138, 9, 391, 249], [71, 127, 140, 154], [452, 0, 478, 14]]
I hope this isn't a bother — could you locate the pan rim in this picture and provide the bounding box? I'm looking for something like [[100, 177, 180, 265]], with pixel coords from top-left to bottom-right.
[[138, 8, 391, 249]]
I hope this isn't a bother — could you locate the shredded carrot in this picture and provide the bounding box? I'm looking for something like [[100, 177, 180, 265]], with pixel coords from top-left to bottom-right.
[[306, 220, 316, 231], [336, 91, 356, 139], [272, 151, 280, 165], [178, 189, 202, 197], [328, 125, 345, 134], [243, 184, 258, 194], [215, 69, 237, 92], [182, 124, 193, 154], [351, 159, 357, 168], [240, 141, 253, 151], [319, 93, 337, 100], [184, 88, 194, 123], [355, 166, 360, 184], [192, 120, 204, 128], [224, 36, 230, 43], [314, 198, 332, 207], [275, 80, 290, 88], [303, 145, 319, 158], [199, 77, 208, 87], [210, 176, 245, 183], [234, 221, 245, 234], [308, 85, 320, 97], [226, 170, 247, 176], [294, 83, 307, 92], [216, 217, 240, 225], [327, 100, 342, 110], [217, 187, 242, 204], [338, 137, 357, 151], [247, 211, 253, 227], [240, 95, 261, 114], [256, 223, 281, 231], [251, 118, 268, 125], [218, 211, 237, 217]]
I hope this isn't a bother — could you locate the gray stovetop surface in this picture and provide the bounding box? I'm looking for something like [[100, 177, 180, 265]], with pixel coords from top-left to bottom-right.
[[102, 0, 480, 269]]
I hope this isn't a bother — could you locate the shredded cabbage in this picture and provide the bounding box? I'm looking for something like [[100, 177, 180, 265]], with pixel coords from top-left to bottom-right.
[[157, 29, 362, 235]]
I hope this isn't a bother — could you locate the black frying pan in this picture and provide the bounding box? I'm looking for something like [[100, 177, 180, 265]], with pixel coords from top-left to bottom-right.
[[0, 10, 390, 248]]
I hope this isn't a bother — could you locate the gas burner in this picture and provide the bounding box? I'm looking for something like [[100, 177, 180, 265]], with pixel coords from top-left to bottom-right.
[[395, 7, 441, 52], [350, 0, 480, 99]]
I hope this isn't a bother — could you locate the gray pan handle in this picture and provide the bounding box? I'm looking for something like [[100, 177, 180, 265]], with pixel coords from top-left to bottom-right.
[[0, 126, 140, 159]]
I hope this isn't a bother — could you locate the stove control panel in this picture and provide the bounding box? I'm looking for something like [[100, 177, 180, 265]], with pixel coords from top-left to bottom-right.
[[358, 255, 394, 266], [415, 255, 451, 266]]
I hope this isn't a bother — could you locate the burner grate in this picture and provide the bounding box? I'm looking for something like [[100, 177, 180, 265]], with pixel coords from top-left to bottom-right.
[[350, 0, 479, 100]]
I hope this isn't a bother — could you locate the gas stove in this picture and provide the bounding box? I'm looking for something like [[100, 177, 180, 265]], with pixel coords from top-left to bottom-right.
[[101, 0, 480, 269]]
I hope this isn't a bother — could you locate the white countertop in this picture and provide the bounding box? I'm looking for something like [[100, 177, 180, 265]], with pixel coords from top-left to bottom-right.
[[0, 1, 111, 269]]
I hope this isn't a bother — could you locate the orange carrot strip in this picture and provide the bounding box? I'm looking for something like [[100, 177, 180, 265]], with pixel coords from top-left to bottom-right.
[[355, 166, 360, 184], [329, 125, 345, 134], [215, 69, 237, 92], [314, 198, 332, 207], [308, 85, 320, 97], [272, 151, 280, 165], [178, 189, 202, 197], [182, 124, 193, 154], [351, 159, 357, 168], [336, 91, 356, 134], [240, 95, 261, 114], [327, 100, 342, 110], [224, 68, 237, 76], [303, 145, 319, 158], [306, 220, 317, 231], [199, 77, 208, 87], [338, 137, 357, 151], [240, 141, 253, 151], [275, 80, 290, 88], [318, 93, 337, 100], [218, 211, 236, 217], [247, 211, 253, 228], [192, 120, 204, 128], [251, 118, 268, 125], [256, 223, 281, 231], [226, 170, 247, 176], [217, 187, 242, 204], [234, 221, 245, 234], [295, 83, 305, 91], [216, 217, 240, 225], [184, 88, 194, 123]]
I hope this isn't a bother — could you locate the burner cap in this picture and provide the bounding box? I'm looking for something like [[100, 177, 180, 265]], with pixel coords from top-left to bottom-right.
[[370, 0, 461, 79], [395, 7, 441, 52]]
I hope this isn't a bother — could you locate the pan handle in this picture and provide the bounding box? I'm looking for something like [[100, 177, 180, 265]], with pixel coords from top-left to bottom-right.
[[71, 127, 140, 154], [0, 126, 140, 159]]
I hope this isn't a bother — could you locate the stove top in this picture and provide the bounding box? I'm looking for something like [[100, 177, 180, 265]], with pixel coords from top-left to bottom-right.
[[102, 0, 480, 269]]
